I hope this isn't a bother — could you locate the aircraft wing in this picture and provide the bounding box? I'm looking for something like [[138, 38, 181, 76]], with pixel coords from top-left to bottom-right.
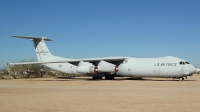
[[7, 57, 128, 66], [73, 57, 128, 62]]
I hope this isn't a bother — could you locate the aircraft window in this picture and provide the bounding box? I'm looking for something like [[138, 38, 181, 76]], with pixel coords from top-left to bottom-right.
[[179, 61, 187, 65], [185, 62, 190, 64]]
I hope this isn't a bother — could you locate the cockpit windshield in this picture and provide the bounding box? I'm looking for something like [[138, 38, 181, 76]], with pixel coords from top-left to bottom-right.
[[179, 61, 190, 65], [185, 62, 190, 64]]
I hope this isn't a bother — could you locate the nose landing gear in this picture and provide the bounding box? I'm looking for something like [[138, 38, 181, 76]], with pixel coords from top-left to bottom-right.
[[179, 77, 184, 81]]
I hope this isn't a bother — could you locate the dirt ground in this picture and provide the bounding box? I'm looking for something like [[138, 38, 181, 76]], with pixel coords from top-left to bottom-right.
[[0, 74, 200, 112]]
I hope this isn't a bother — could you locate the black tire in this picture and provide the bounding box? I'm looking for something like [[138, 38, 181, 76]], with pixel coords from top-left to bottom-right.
[[105, 75, 115, 80], [92, 77, 102, 80]]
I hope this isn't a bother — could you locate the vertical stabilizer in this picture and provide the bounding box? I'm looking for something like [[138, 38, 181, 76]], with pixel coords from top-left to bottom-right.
[[12, 35, 53, 62], [33, 39, 52, 61]]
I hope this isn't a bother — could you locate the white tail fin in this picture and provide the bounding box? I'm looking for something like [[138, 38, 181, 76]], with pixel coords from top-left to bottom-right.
[[12, 35, 53, 62]]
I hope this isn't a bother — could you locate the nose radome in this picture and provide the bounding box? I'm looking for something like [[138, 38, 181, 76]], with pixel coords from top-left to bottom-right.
[[190, 66, 197, 74], [196, 68, 200, 73]]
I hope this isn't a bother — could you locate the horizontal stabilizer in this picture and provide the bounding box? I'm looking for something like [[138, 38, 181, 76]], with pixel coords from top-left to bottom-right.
[[12, 35, 52, 41]]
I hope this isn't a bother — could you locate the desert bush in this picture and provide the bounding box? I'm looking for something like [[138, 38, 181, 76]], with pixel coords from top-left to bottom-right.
[[8, 59, 48, 79], [0, 74, 4, 79]]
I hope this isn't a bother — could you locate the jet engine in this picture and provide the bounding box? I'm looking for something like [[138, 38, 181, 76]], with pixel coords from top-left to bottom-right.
[[76, 61, 98, 74], [97, 61, 118, 73], [76, 66, 98, 74]]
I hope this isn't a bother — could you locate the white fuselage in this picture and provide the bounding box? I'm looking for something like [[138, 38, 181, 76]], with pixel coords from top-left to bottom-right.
[[43, 57, 197, 78]]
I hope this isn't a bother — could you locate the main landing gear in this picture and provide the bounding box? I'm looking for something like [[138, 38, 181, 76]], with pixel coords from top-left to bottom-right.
[[105, 75, 115, 80], [92, 77, 102, 80], [92, 76, 115, 80]]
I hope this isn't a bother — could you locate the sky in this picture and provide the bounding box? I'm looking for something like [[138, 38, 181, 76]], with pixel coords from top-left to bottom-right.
[[0, 0, 200, 69]]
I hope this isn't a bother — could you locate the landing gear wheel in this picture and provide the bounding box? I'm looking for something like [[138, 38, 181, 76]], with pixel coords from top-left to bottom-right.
[[105, 75, 115, 80], [92, 77, 102, 80], [98, 77, 102, 79], [179, 77, 184, 81]]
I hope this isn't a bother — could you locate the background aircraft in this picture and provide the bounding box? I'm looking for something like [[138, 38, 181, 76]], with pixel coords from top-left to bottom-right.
[[8, 35, 198, 81]]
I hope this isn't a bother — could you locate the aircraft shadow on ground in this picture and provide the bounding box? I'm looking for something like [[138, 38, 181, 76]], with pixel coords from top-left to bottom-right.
[[119, 77, 197, 81], [25, 77, 197, 82], [25, 77, 102, 82], [25, 79, 73, 81]]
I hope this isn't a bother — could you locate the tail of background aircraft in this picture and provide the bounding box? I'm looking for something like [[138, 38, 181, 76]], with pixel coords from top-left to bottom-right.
[[12, 35, 67, 62]]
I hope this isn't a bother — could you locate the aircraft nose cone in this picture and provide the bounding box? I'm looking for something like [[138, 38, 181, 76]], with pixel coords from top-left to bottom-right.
[[190, 66, 197, 74], [196, 68, 200, 73]]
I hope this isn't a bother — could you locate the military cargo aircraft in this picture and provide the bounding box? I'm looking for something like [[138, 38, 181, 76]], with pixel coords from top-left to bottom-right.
[[7, 36, 198, 81]]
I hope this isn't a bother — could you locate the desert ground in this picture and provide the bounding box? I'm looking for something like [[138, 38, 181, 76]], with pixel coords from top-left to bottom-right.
[[0, 74, 200, 112]]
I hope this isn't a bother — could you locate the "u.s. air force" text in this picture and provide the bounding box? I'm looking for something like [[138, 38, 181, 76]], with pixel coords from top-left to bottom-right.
[[154, 63, 176, 66]]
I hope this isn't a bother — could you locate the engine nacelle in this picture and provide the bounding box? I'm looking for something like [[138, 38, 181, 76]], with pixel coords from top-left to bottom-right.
[[98, 66, 118, 73], [78, 61, 94, 66], [76, 66, 98, 74], [98, 61, 118, 73]]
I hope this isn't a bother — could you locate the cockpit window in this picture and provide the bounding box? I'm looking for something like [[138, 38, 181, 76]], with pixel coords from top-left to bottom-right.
[[179, 61, 190, 65], [185, 62, 190, 64]]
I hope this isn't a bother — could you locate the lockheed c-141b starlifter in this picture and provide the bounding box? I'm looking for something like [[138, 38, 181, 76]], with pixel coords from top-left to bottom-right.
[[7, 35, 198, 81]]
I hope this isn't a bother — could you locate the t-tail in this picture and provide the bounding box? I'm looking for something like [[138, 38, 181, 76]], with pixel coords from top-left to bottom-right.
[[12, 35, 67, 62]]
